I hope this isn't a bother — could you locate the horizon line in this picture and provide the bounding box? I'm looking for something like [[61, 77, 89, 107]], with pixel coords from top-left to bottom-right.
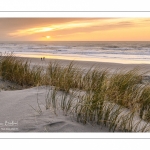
[[0, 40, 150, 42]]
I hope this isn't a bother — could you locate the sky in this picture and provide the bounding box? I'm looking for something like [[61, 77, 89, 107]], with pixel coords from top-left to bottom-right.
[[0, 18, 150, 41]]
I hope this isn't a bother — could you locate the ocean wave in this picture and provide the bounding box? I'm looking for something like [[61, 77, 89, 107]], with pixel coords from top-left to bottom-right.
[[1, 41, 150, 63]]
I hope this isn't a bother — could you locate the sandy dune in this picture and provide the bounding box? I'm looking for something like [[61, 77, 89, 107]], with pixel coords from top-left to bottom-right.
[[1, 57, 150, 132], [0, 86, 109, 132]]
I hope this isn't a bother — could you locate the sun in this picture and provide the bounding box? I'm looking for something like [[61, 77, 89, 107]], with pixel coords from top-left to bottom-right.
[[46, 36, 51, 39]]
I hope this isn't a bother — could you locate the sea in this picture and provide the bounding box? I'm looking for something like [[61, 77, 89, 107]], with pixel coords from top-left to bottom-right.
[[0, 41, 150, 64]]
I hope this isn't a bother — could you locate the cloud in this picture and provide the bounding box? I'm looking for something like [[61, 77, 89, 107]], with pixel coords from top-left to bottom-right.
[[8, 20, 99, 36], [8, 18, 125, 37], [47, 20, 135, 38]]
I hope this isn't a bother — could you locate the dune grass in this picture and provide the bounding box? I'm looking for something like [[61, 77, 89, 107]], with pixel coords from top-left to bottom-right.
[[0, 54, 44, 86], [45, 61, 83, 92], [138, 86, 150, 121], [1, 54, 150, 132], [107, 69, 142, 108]]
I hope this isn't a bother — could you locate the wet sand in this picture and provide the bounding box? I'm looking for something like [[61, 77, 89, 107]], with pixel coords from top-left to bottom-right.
[[20, 56, 150, 75]]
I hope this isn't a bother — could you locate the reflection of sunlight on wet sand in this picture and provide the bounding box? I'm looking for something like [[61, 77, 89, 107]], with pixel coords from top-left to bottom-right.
[[15, 53, 150, 65]]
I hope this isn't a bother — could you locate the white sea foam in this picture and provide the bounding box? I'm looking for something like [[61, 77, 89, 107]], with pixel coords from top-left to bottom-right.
[[1, 41, 150, 64]]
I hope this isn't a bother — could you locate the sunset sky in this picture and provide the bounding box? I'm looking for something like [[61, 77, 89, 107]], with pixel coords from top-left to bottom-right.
[[0, 18, 150, 41]]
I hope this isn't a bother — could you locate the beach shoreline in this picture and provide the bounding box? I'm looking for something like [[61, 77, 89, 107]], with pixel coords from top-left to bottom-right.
[[18, 56, 150, 75]]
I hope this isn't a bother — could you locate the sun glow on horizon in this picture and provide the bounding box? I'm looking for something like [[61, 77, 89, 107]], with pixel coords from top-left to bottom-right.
[[46, 36, 51, 39]]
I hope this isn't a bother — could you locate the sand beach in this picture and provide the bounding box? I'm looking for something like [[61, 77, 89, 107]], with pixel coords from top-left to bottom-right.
[[19, 56, 150, 75]]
